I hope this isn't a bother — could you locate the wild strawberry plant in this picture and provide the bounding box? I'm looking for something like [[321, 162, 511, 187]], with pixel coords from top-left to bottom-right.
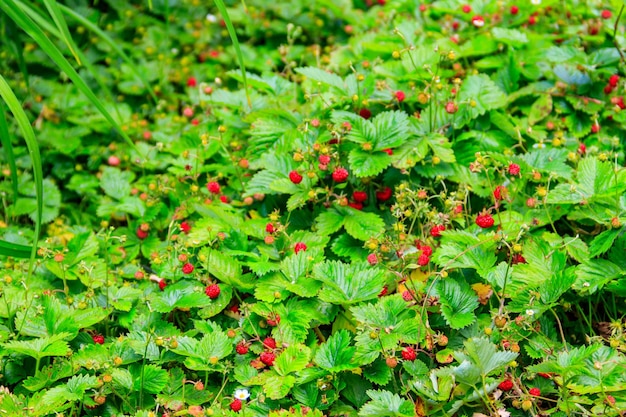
[[1, 1, 626, 417]]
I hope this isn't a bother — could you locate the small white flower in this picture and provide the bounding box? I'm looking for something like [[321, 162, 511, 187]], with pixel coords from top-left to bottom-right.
[[583, 282, 590, 287], [526, 309, 535, 316], [206, 13, 217, 23], [234, 389, 250, 401], [531, 0, 541, 5]]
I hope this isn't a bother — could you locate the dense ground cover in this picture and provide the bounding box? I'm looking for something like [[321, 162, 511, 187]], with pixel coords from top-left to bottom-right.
[[1, 0, 626, 416]]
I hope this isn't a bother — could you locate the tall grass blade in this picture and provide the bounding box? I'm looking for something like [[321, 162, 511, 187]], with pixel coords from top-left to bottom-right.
[[0, 74, 42, 276], [59, 5, 158, 103], [213, 0, 251, 108], [1, 0, 141, 155], [43, 0, 82, 65], [0, 101, 19, 203], [0, 241, 35, 259]]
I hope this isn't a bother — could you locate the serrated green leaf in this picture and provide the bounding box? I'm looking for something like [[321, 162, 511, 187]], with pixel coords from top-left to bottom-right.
[[131, 364, 168, 393], [528, 94, 553, 125], [275, 344, 312, 376], [296, 67, 345, 91], [359, 390, 414, 417], [264, 375, 296, 400], [100, 167, 133, 200], [348, 149, 392, 177], [458, 74, 506, 119], [437, 278, 479, 330], [314, 329, 356, 372], [314, 261, 386, 305], [455, 337, 518, 376], [589, 229, 621, 258], [315, 208, 345, 236], [342, 208, 385, 241]]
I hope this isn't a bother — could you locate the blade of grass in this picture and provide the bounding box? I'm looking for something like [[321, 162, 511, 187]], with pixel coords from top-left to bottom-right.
[[213, 0, 251, 109], [43, 0, 82, 65], [0, 74, 42, 276], [0, 101, 19, 203], [1, 0, 141, 156], [59, 5, 158, 103], [0, 240, 36, 259]]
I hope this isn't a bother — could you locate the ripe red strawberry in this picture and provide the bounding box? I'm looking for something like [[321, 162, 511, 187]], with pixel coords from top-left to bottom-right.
[[512, 253, 527, 264], [207, 181, 221, 194], [591, 123, 600, 134], [417, 254, 430, 266], [219, 195, 229, 203], [182, 263, 195, 274], [136, 226, 149, 240], [180, 221, 191, 234], [528, 15, 537, 25], [476, 211, 494, 228], [578, 143, 587, 155], [236, 342, 249, 355], [378, 286, 388, 297], [602, 9, 612, 19], [461, 4, 471, 13], [529, 387, 541, 397], [510, 5, 519, 14], [394, 90, 406, 102], [230, 398, 242, 412], [508, 163, 520, 176], [609, 74, 620, 87], [376, 187, 392, 202], [498, 380, 514, 391], [267, 313, 280, 327], [93, 334, 105, 345], [205, 284, 220, 299], [402, 290, 413, 301], [319, 155, 331, 165], [401, 346, 416, 361], [260, 351, 276, 366], [445, 101, 458, 114], [263, 337, 277, 349], [367, 253, 378, 265], [294, 242, 307, 254], [183, 107, 194, 117], [430, 224, 445, 237], [158, 279, 167, 290], [332, 167, 349, 183], [108, 155, 120, 166], [604, 84, 614, 94], [493, 185, 507, 201], [289, 170, 303, 184], [420, 245, 433, 257], [187, 77, 197, 87], [348, 202, 363, 210], [353, 191, 368, 203], [359, 108, 372, 119], [382, 148, 393, 155], [265, 223, 275, 233]]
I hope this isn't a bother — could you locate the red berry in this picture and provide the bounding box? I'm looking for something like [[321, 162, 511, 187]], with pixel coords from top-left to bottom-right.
[[236, 342, 249, 355], [319, 155, 331, 165], [609, 74, 620, 87], [136, 228, 149, 240], [207, 181, 221, 194], [512, 253, 527, 264], [158, 279, 167, 291], [378, 286, 388, 297], [402, 290, 413, 301], [332, 167, 349, 183], [578, 143, 587, 154], [498, 380, 514, 391], [508, 163, 520, 176], [263, 337, 277, 349], [591, 123, 600, 134], [265, 223, 275, 233], [107, 155, 120, 166], [476, 212, 495, 229], [510, 5, 519, 14], [376, 186, 392, 202], [219, 195, 229, 203], [471, 15, 485, 27], [417, 254, 430, 266], [367, 253, 378, 265], [430, 224, 445, 237], [230, 398, 242, 412], [420, 245, 433, 257], [602, 9, 612, 19], [386, 357, 398, 368], [182, 263, 195, 274], [359, 108, 372, 119], [445, 101, 458, 114], [289, 170, 303, 184], [311, 119, 320, 127], [205, 284, 220, 299], [382, 148, 393, 155], [260, 351, 276, 366], [348, 202, 363, 210], [267, 313, 280, 327], [528, 15, 537, 25], [180, 221, 191, 234], [529, 387, 541, 397], [462, 4, 471, 13], [394, 90, 406, 102], [92, 335, 105, 345], [353, 191, 368, 203], [187, 77, 197, 87], [401, 346, 416, 361], [537, 372, 552, 379], [493, 185, 507, 201], [294, 242, 307, 254], [604, 84, 614, 94]]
